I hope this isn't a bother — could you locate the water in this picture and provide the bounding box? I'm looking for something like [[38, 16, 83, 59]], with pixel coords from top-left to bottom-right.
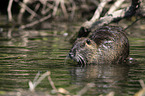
[[0, 29, 145, 96]]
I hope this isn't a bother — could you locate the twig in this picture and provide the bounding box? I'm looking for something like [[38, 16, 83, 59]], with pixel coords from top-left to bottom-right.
[[124, 17, 141, 30], [139, 80, 145, 88], [46, 3, 54, 10], [33, 71, 40, 83], [48, 73, 58, 93], [40, 0, 47, 15], [20, 14, 51, 29], [16, 0, 38, 23], [17, 0, 32, 24], [29, 71, 50, 92], [18, 1, 39, 18], [70, 0, 76, 20], [52, 0, 60, 16], [42, 3, 54, 15], [76, 83, 95, 96], [134, 80, 145, 96], [47, 72, 63, 96], [7, 0, 14, 22], [60, 0, 68, 19], [106, 91, 115, 96], [28, 3, 40, 21]]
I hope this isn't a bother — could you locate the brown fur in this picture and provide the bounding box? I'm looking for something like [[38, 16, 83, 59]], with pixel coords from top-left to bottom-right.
[[69, 26, 129, 64]]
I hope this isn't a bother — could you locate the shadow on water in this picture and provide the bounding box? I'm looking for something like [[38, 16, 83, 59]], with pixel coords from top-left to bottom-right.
[[0, 27, 145, 96]]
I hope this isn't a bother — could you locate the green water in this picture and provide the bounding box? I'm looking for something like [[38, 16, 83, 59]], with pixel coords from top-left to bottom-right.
[[0, 29, 145, 96]]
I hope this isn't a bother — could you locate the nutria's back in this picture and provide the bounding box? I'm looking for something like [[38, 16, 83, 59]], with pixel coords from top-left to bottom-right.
[[69, 26, 129, 64]]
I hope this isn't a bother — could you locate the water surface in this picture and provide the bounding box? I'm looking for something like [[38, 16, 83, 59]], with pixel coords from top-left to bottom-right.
[[0, 29, 145, 96]]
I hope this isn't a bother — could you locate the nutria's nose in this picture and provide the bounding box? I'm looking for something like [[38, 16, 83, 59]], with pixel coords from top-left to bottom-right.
[[69, 52, 74, 58]]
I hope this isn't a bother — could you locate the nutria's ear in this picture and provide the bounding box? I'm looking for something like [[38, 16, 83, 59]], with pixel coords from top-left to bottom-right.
[[78, 27, 91, 38]]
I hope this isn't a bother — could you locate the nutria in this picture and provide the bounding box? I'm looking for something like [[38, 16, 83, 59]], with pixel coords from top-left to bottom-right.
[[69, 26, 129, 64]]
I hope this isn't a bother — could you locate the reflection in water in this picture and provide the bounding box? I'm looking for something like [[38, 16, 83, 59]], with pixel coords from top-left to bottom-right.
[[70, 64, 129, 95]]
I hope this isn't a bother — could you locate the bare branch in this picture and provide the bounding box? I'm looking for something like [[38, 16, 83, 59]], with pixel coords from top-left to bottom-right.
[[83, 0, 110, 28], [107, 0, 125, 14], [60, 0, 68, 19], [139, 80, 145, 88], [18, 1, 39, 18], [47, 72, 63, 96], [52, 0, 60, 16], [48, 74, 58, 93], [76, 83, 95, 96], [7, 0, 14, 22], [20, 14, 51, 29], [90, 0, 110, 21], [17, 0, 38, 23], [84, 0, 141, 31], [70, 0, 76, 20], [91, 7, 129, 30], [28, 3, 40, 21], [41, 3, 54, 15], [29, 71, 50, 92]]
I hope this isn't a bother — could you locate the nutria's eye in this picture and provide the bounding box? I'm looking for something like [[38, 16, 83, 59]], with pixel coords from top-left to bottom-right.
[[86, 39, 91, 45]]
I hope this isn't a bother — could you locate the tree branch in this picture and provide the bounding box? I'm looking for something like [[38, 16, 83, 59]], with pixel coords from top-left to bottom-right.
[[106, 0, 125, 14], [83, 0, 110, 28], [83, 0, 141, 31]]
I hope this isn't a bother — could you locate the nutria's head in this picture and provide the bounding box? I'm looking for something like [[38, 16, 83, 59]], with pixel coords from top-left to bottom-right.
[[69, 38, 97, 64], [69, 26, 129, 64]]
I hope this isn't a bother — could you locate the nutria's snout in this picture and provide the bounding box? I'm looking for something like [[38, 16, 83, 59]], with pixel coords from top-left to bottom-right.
[[69, 52, 74, 59], [69, 37, 97, 64], [69, 26, 129, 64]]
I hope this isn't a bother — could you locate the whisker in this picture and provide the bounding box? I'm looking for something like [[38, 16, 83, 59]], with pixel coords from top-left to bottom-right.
[[64, 54, 70, 64], [78, 54, 86, 65], [77, 55, 83, 64]]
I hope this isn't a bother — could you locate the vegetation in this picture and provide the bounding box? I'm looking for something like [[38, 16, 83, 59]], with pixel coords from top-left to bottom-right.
[[6, 0, 144, 30]]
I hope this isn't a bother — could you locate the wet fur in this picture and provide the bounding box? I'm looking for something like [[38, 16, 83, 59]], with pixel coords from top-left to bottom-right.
[[69, 26, 129, 64]]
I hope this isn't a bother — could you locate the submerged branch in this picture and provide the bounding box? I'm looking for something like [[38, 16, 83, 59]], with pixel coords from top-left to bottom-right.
[[29, 71, 50, 92], [77, 83, 95, 96], [48, 74, 58, 93]]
